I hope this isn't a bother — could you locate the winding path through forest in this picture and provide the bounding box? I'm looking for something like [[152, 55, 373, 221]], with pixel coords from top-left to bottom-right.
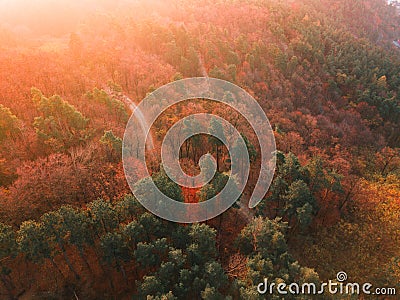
[[106, 86, 254, 222]]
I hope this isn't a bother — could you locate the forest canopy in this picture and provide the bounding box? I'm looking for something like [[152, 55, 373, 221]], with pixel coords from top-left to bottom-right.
[[0, 0, 399, 298]]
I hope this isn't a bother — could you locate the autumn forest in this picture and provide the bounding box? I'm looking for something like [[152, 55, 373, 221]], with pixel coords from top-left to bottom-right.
[[0, 0, 399, 299]]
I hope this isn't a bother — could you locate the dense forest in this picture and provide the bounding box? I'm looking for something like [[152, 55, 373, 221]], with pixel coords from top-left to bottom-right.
[[0, 0, 399, 298]]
